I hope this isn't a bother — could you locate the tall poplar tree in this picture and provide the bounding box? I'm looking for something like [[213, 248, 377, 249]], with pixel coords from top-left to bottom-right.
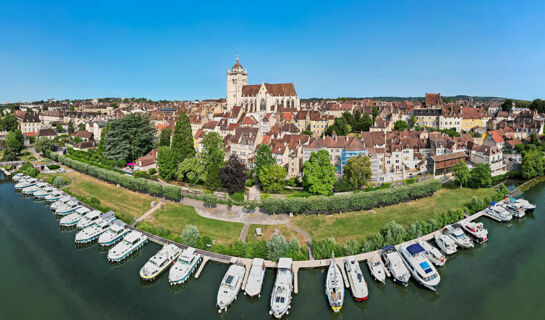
[[171, 111, 195, 164]]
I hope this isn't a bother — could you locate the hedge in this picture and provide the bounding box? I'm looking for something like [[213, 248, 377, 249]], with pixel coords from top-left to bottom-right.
[[260, 179, 442, 214], [49, 152, 181, 201]]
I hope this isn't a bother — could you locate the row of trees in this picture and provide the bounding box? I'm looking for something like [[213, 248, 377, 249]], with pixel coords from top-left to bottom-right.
[[452, 161, 493, 188]]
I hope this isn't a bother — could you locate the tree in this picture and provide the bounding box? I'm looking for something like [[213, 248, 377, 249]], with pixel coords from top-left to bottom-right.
[[342, 112, 356, 130], [158, 128, 171, 147], [157, 146, 177, 180], [302, 150, 337, 195], [205, 163, 222, 191], [259, 163, 287, 193], [301, 129, 313, 136], [266, 235, 290, 261], [52, 176, 67, 188], [77, 123, 86, 131], [356, 113, 373, 132], [171, 111, 195, 164], [220, 155, 247, 194], [372, 106, 379, 122], [202, 132, 224, 168], [394, 120, 410, 131], [501, 99, 513, 112], [452, 160, 470, 188], [67, 120, 75, 134], [253, 144, 275, 183], [177, 157, 206, 184], [325, 117, 350, 136], [521, 149, 544, 179], [97, 122, 110, 155], [1, 113, 18, 132], [181, 225, 200, 247], [103, 113, 155, 162], [343, 154, 372, 189], [469, 164, 492, 188], [35, 137, 55, 155], [5, 130, 24, 154], [529, 99, 545, 113], [55, 123, 64, 133]]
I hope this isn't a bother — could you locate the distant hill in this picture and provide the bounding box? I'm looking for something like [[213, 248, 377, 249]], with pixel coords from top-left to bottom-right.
[[303, 95, 521, 102]]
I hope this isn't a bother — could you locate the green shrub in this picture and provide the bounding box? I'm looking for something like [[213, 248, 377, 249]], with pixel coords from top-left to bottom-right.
[[230, 192, 244, 203], [243, 200, 258, 212], [202, 194, 217, 207], [52, 176, 66, 188], [405, 178, 416, 185], [148, 168, 156, 175], [89, 196, 100, 208], [17, 162, 39, 177], [245, 179, 253, 187], [47, 164, 60, 170]]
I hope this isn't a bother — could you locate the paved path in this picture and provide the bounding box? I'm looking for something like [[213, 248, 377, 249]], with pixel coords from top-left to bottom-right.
[[287, 222, 314, 259], [132, 201, 164, 226]]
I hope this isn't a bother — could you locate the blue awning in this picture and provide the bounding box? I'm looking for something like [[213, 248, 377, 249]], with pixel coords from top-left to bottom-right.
[[406, 243, 425, 255]]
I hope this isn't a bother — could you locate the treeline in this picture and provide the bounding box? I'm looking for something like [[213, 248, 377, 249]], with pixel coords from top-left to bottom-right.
[[48, 152, 181, 201], [260, 179, 441, 214]]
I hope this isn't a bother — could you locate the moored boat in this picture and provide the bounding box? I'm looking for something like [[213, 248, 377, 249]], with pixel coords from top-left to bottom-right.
[[50, 196, 72, 211], [345, 257, 368, 301], [59, 210, 84, 227], [417, 239, 446, 266], [381, 246, 410, 286], [55, 201, 81, 216], [217, 264, 245, 312], [504, 201, 526, 218], [76, 210, 100, 229], [434, 233, 457, 255], [516, 199, 535, 211], [444, 225, 474, 248], [486, 205, 512, 222], [366, 256, 386, 284], [399, 243, 441, 291], [140, 244, 182, 281], [34, 186, 55, 199], [107, 230, 148, 262], [45, 190, 63, 203], [325, 252, 344, 312], [244, 258, 266, 297], [15, 178, 38, 190], [98, 223, 130, 247], [22, 185, 40, 195], [168, 247, 201, 285], [270, 258, 293, 318], [75, 218, 112, 244], [460, 221, 488, 243], [11, 173, 24, 182]]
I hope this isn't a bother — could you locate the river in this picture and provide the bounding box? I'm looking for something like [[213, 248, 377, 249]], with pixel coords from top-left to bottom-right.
[[1, 172, 544, 319]]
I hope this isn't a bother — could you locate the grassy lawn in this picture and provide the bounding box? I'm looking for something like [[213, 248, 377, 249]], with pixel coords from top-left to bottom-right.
[[65, 170, 157, 223], [38, 172, 72, 185], [138, 203, 243, 245], [246, 224, 307, 245], [292, 185, 496, 244]]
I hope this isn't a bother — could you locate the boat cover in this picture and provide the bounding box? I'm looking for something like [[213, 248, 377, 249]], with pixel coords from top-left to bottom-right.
[[406, 243, 425, 255]]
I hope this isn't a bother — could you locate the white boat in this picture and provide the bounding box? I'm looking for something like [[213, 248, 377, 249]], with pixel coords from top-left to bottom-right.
[[76, 210, 101, 229], [140, 244, 182, 281], [15, 178, 37, 190], [22, 185, 40, 195], [45, 190, 63, 203], [381, 246, 410, 286], [35, 182, 49, 189], [270, 258, 293, 318], [516, 199, 535, 211], [50, 196, 72, 211], [345, 257, 368, 301], [399, 243, 441, 291], [12, 173, 24, 182], [107, 230, 148, 262], [217, 264, 245, 312], [487, 205, 512, 222], [366, 256, 386, 284], [98, 223, 130, 247], [505, 202, 526, 218], [417, 239, 446, 266], [168, 247, 201, 285], [434, 233, 457, 255], [444, 225, 474, 248], [244, 258, 266, 297], [55, 201, 81, 216], [59, 211, 84, 227], [325, 252, 344, 313], [460, 221, 488, 243], [75, 218, 111, 244], [34, 186, 55, 199]]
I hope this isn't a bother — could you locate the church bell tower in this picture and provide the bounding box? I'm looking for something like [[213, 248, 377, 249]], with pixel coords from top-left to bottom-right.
[[226, 55, 247, 109]]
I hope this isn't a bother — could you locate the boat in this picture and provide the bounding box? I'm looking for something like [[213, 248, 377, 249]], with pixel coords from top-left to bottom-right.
[[168, 247, 201, 285], [22, 185, 40, 195], [486, 205, 512, 222], [269, 258, 293, 318], [140, 244, 182, 281], [33, 186, 55, 199], [345, 257, 368, 301], [434, 233, 458, 255], [75, 218, 112, 244], [216, 264, 245, 312], [15, 178, 38, 190], [107, 230, 148, 262], [50, 196, 72, 211], [504, 202, 526, 218], [417, 239, 446, 266], [45, 190, 63, 203], [443, 225, 474, 248], [98, 223, 130, 247], [55, 201, 81, 216], [244, 258, 266, 297], [76, 210, 101, 229], [460, 221, 488, 243], [381, 246, 410, 286], [325, 252, 344, 312], [11, 173, 24, 182], [399, 243, 441, 291], [516, 199, 536, 211], [366, 256, 386, 284], [35, 182, 49, 189], [59, 211, 84, 227]]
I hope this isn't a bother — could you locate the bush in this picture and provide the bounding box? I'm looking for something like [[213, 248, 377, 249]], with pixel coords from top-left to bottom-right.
[[245, 179, 254, 187], [311, 238, 344, 260], [47, 164, 60, 170], [181, 225, 200, 247], [202, 194, 217, 207], [405, 178, 416, 185], [89, 196, 100, 208], [148, 168, 156, 175], [243, 200, 258, 212], [334, 178, 354, 192], [52, 176, 67, 188], [230, 192, 244, 203], [17, 162, 39, 177]]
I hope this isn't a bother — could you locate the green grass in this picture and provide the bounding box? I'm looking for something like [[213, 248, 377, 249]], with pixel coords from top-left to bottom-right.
[[246, 224, 306, 245], [292, 186, 496, 244], [139, 203, 243, 245]]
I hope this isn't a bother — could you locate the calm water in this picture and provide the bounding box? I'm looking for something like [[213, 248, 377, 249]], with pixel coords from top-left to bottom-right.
[[1, 172, 545, 320]]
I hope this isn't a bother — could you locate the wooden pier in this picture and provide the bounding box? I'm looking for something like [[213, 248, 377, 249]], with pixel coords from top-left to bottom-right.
[[0, 167, 11, 176], [194, 257, 209, 279]]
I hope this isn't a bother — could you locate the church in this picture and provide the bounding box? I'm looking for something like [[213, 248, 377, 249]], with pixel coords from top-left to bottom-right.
[[226, 57, 300, 113]]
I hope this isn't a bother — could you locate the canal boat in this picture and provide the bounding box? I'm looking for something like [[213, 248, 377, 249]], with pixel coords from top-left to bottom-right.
[[45, 190, 63, 203], [486, 205, 512, 222], [107, 230, 148, 262], [399, 243, 441, 291], [59, 210, 84, 227], [460, 221, 488, 243], [76, 210, 100, 229], [381, 246, 410, 286], [22, 185, 40, 195], [516, 199, 536, 212], [367, 256, 386, 284], [345, 257, 368, 301], [417, 239, 446, 266], [434, 233, 457, 255], [325, 252, 344, 312], [11, 173, 24, 182], [217, 264, 245, 313], [168, 247, 201, 285], [270, 257, 293, 318], [444, 225, 474, 248], [34, 186, 55, 199], [98, 223, 130, 247], [75, 218, 111, 244], [50, 196, 72, 211], [244, 258, 266, 297], [140, 244, 182, 281], [55, 201, 81, 216], [504, 202, 526, 218], [15, 178, 37, 190]]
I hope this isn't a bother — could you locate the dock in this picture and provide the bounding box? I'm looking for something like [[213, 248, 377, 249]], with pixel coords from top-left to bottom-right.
[[194, 257, 209, 279], [0, 167, 11, 176], [240, 259, 252, 291], [336, 259, 350, 289]]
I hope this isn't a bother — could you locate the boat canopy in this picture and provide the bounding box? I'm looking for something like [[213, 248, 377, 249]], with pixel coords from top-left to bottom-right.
[[252, 258, 265, 267], [277, 258, 292, 269], [381, 245, 395, 251], [406, 243, 425, 255], [490, 201, 497, 205], [181, 247, 196, 259]]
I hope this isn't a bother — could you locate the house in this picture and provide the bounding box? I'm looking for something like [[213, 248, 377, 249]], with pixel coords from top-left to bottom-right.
[[17, 112, 41, 134], [37, 128, 58, 139], [483, 131, 505, 149], [229, 127, 262, 166], [469, 144, 505, 175], [430, 152, 467, 176], [134, 149, 158, 172], [73, 130, 94, 141]]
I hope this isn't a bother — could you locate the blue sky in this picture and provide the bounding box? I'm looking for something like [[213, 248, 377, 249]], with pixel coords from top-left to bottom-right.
[[1, 0, 544, 102]]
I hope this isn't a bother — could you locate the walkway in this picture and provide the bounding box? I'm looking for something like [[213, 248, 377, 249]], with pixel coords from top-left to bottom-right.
[[131, 200, 164, 226]]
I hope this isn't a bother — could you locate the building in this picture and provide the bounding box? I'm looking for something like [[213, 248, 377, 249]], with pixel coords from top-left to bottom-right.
[[430, 152, 466, 176], [425, 93, 442, 107], [17, 112, 41, 134]]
